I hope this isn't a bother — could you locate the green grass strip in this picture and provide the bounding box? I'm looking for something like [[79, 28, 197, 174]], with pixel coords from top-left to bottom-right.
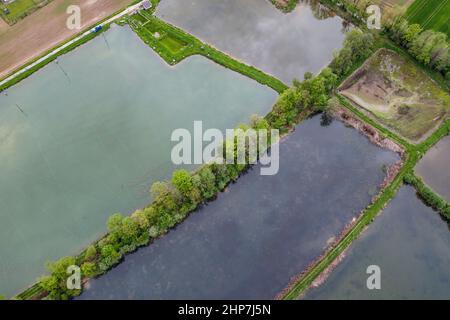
[[128, 14, 288, 94], [283, 103, 449, 300], [282, 36, 449, 297], [0, 25, 110, 92], [270, 0, 298, 13], [283, 152, 412, 299], [0, 0, 147, 92], [404, 172, 450, 220]]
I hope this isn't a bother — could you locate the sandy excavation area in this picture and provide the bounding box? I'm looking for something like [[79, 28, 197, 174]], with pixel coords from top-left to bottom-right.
[[339, 49, 450, 142], [0, 0, 133, 79]]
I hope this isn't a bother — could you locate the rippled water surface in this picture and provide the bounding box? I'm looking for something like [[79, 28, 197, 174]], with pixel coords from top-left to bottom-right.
[[0, 25, 277, 297], [305, 186, 450, 300], [156, 0, 348, 84]]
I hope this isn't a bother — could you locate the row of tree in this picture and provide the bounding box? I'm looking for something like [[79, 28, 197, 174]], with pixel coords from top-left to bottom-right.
[[386, 18, 450, 81], [270, 0, 299, 13], [266, 28, 375, 130], [37, 27, 375, 300], [38, 115, 272, 299]]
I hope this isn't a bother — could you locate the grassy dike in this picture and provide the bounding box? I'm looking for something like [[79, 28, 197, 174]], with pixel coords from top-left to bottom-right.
[[15, 114, 315, 301], [127, 12, 288, 93], [0, 0, 150, 92], [280, 10, 450, 297], [283, 103, 449, 300], [10, 2, 449, 300], [0, 25, 110, 92], [282, 74, 450, 301], [276, 3, 450, 296], [404, 173, 450, 221], [14, 27, 341, 298], [11, 4, 287, 301]]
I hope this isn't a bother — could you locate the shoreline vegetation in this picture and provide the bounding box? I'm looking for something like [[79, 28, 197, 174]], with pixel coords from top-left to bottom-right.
[[0, 0, 287, 94], [0, 0, 147, 93], [0, 0, 53, 25], [404, 173, 450, 220], [276, 106, 405, 300], [384, 17, 450, 86], [269, 0, 299, 13], [15, 25, 372, 300], [127, 11, 288, 93], [8, 0, 450, 301], [280, 1, 450, 300]]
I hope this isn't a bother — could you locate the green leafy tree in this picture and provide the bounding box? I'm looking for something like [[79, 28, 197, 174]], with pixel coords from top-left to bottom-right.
[[268, 87, 301, 128], [250, 114, 269, 130], [210, 163, 232, 190], [172, 169, 201, 207], [99, 243, 121, 270], [106, 213, 148, 247], [172, 170, 194, 196], [84, 245, 97, 261], [39, 256, 79, 300], [303, 71, 313, 80], [194, 166, 217, 199], [403, 23, 422, 45], [150, 181, 172, 200]]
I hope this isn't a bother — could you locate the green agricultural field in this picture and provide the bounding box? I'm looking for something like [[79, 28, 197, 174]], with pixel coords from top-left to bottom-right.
[[129, 12, 188, 57], [340, 48, 450, 142], [406, 0, 450, 37], [0, 0, 52, 25]]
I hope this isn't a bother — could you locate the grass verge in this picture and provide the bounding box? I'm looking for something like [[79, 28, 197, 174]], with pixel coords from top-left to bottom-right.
[[282, 98, 449, 299], [0, 0, 52, 25], [282, 35, 449, 299], [404, 172, 450, 220], [0, 0, 146, 92]]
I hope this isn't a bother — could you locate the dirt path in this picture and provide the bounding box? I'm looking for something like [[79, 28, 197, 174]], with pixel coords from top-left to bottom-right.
[[0, 0, 134, 79]]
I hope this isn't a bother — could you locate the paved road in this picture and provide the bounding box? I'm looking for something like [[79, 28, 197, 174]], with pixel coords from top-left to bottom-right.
[[0, 1, 145, 89]]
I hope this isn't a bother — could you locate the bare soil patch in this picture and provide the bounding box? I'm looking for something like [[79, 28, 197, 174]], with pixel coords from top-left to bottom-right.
[[0, 0, 133, 79]]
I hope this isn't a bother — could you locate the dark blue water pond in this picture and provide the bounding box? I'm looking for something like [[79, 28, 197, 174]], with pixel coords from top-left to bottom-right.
[[305, 186, 450, 300], [80, 116, 399, 299]]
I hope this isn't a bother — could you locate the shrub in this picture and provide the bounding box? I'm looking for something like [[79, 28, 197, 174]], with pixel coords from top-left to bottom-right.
[[404, 173, 450, 220], [39, 256, 80, 300], [81, 262, 98, 278], [84, 245, 97, 261], [386, 18, 450, 81]]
